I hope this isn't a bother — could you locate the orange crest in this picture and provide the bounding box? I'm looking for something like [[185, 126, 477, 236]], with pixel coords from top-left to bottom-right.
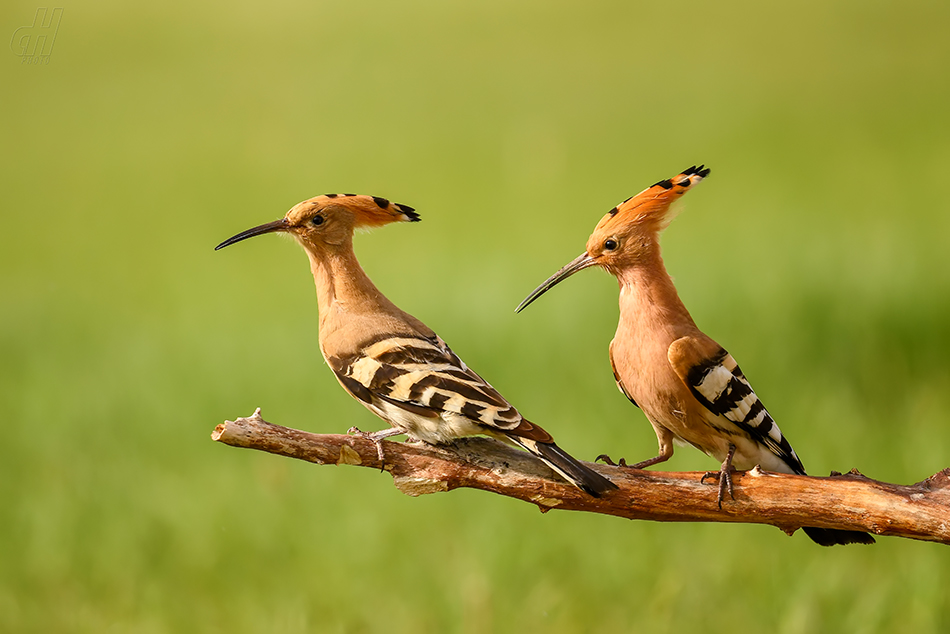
[[596, 165, 709, 234]]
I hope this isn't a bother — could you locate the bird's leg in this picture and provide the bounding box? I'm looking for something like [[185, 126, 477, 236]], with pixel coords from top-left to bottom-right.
[[347, 426, 404, 464], [596, 453, 672, 469], [700, 443, 737, 509], [597, 429, 674, 469]]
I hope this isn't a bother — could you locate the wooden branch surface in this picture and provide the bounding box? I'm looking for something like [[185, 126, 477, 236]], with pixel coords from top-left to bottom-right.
[[212, 409, 950, 545]]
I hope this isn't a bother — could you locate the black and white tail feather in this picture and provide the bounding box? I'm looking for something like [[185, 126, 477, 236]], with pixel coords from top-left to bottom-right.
[[326, 332, 617, 497], [508, 435, 619, 498], [675, 341, 875, 546]]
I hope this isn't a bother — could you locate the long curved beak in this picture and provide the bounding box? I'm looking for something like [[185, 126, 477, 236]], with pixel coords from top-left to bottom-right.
[[515, 252, 598, 313], [215, 218, 290, 251]]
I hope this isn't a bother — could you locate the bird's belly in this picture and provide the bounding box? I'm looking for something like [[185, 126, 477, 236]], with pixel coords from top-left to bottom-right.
[[656, 407, 734, 461], [368, 399, 486, 445], [662, 408, 796, 475], [636, 389, 737, 462]]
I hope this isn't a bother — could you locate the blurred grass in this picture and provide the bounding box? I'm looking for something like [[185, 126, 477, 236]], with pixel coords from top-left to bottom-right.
[[2, 0, 950, 631]]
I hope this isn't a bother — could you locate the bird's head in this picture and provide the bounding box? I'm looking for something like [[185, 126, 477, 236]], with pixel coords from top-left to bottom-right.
[[516, 165, 709, 312], [215, 194, 419, 252]]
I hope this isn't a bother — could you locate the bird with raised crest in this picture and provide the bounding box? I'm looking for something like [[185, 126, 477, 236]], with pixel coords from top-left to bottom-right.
[[516, 166, 874, 544], [216, 193, 616, 497]]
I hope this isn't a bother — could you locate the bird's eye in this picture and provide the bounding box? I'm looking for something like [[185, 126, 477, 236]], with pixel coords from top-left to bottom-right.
[[311, 215, 324, 226], [604, 238, 618, 251]]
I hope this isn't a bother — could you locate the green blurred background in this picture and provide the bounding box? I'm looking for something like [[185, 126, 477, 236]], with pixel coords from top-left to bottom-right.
[[3, 0, 950, 631]]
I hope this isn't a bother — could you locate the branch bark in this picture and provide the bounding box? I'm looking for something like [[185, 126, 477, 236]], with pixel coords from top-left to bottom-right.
[[212, 409, 950, 545]]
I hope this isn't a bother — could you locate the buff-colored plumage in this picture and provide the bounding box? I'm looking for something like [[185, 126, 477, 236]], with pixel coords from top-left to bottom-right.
[[518, 166, 874, 545], [216, 194, 616, 496]]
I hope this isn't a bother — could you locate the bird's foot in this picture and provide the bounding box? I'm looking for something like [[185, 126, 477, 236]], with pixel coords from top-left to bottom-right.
[[596, 454, 669, 470], [596, 454, 623, 467], [347, 426, 403, 467], [700, 468, 735, 509], [700, 443, 737, 510]]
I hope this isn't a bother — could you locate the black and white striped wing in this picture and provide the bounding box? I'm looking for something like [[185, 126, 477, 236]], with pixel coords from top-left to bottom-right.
[[669, 336, 806, 475], [326, 333, 524, 432], [328, 333, 615, 496]]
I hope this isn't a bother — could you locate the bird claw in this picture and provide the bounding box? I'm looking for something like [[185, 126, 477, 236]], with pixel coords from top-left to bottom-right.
[[597, 454, 638, 468], [346, 426, 387, 467], [597, 453, 668, 470], [701, 443, 737, 510], [701, 469, 735, 509]]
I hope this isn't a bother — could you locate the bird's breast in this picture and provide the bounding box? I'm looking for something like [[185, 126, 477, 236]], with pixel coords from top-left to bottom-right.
[[610, 334, 680, 417]]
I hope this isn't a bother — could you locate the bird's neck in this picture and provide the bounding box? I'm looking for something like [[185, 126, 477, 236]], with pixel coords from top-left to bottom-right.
[[302, 239, 435, 357], [305, 245, 399, 328], [616, 246, 698, 342]]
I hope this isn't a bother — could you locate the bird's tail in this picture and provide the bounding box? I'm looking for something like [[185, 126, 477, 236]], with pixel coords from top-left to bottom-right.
[[802, 526, 876, 546], [507, 435, 618, 497]]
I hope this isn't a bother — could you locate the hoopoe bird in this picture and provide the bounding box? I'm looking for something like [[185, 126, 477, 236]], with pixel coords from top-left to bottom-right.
[[216, 194, 617, 497], [516, 166, 874, 545]]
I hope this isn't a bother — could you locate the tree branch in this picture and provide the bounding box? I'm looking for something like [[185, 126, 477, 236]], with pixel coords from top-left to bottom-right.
[[212, 409, 950, 545]]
